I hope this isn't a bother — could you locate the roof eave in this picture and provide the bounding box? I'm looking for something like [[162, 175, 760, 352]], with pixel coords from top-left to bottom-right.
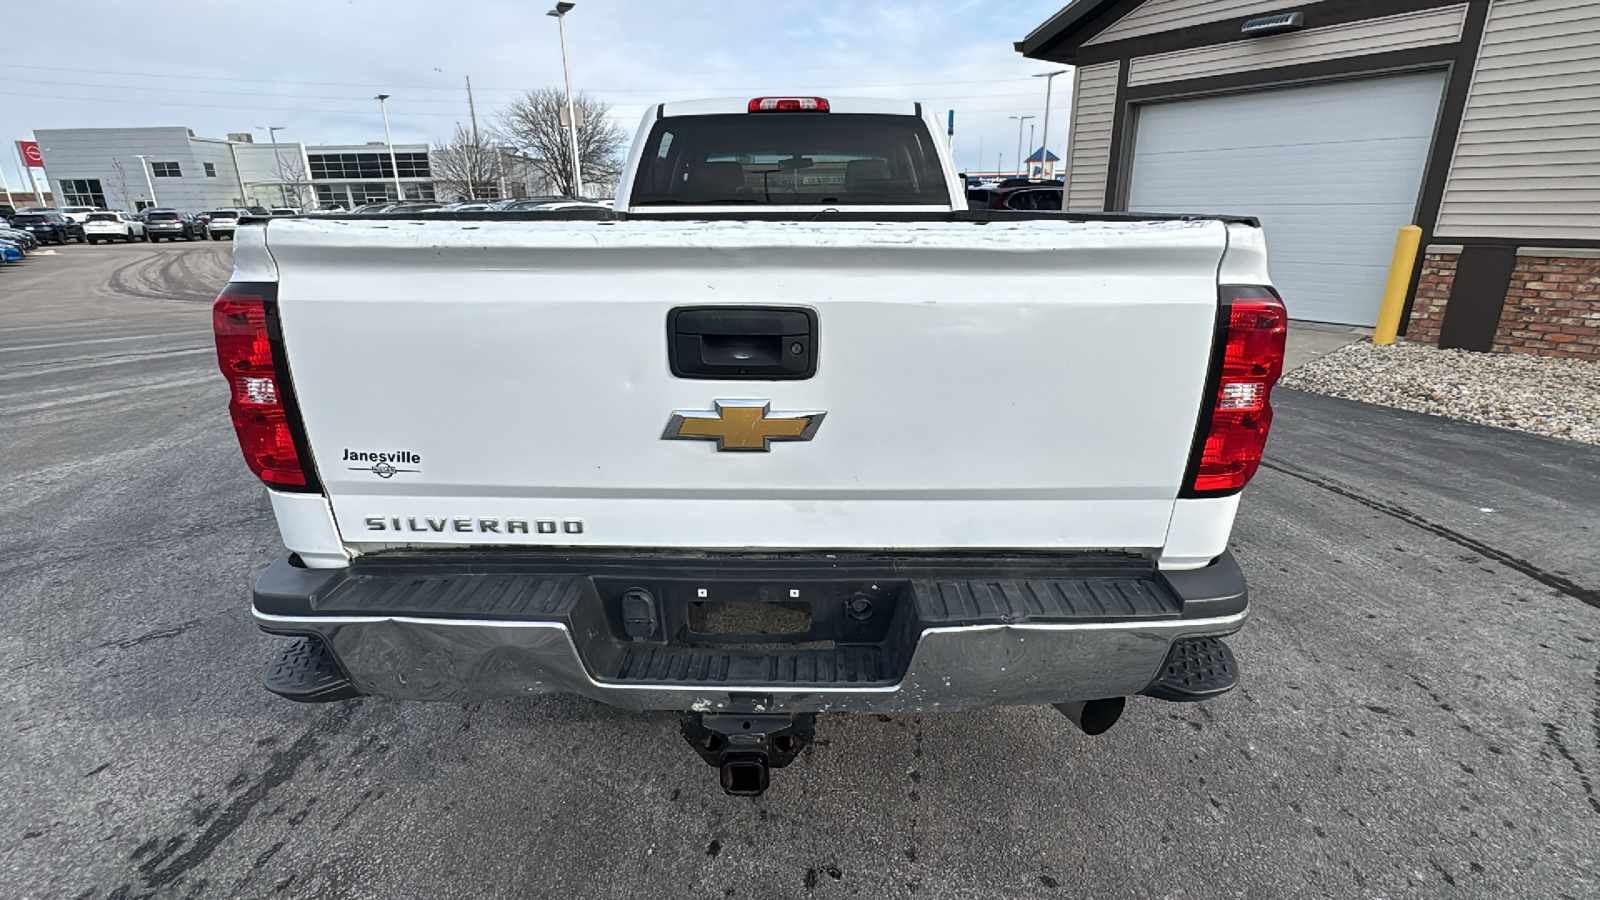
[[1014, 0, 1126, 63]]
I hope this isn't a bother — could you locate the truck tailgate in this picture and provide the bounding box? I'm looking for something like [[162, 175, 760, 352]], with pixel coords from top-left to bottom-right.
[[263, 218, 1225, 552]]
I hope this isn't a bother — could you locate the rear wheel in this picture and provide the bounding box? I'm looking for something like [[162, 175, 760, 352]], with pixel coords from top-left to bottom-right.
[[55, 232, 67, 245], [87, 237, 98, 245], [149, 235, 160, 243], [184, 230, 195, 241]]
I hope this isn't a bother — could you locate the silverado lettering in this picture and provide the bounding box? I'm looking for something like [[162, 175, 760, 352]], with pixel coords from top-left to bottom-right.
[[362, 517, 584, 534]]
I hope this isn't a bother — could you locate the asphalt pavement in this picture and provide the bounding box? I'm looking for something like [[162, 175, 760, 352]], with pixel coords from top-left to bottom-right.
[[2, 241, 1597, 899]]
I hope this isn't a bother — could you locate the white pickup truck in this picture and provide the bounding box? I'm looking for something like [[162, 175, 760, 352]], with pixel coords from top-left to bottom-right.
[[218, 96, 1286, 795]]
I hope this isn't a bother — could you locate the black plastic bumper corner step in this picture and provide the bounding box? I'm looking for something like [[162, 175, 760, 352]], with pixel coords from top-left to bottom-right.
[[263, 636, 363, 703], [1141, 636, 1238, 702]]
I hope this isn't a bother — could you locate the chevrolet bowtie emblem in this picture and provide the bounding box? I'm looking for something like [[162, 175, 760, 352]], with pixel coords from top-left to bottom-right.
[[663, 400, 826, 452]]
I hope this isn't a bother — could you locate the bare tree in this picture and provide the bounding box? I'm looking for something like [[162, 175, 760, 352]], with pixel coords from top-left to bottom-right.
[[109, 158, 135, 211], [430, 123, 505, 201], [496, 88, 626, 198], [270, 147, 312, 209]]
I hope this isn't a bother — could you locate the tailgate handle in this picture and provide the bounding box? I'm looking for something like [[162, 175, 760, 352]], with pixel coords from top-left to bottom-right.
[[668, 306, 817, 380]]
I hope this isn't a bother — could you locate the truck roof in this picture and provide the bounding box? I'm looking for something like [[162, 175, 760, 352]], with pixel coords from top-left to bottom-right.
[[659, 96, 919, 117]]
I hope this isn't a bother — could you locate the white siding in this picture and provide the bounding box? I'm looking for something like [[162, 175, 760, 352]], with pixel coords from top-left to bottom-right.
[[1435, 0, 1600, 241], [1127, 5, 1469, 86], [1086, 0, 1298, 45], [1065, 61, 1120, 212]]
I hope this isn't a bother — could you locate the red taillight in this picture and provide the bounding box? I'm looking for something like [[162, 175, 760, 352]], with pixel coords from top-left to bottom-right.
[[1185, 287, 1288, 495], [748, 97, 829, 112], [213, 284, 316, 490]]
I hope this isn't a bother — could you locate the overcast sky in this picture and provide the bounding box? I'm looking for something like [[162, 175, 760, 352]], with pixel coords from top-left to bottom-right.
[[1, 0, 1073, 185]]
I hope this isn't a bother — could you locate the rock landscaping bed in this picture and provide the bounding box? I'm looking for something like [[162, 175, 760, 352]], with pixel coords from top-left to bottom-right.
[[1279, 339, 1600, 445]]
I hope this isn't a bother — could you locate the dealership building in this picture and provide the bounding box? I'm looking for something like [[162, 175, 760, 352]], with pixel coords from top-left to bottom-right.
[[1021, 0, 1600, 359], [31, 127, 436, 212]]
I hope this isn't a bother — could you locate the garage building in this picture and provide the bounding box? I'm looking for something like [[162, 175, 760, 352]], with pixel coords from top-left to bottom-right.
[[1018, 0, 1600, 360]]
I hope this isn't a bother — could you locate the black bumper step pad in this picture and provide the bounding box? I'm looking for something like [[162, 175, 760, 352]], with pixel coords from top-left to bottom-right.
[[262, 636, 362, 703], [914, 576, 1180, 626], [616, 644, 886, 685], [318, 572, 586, 619], [1141, 636, 1238, 702]]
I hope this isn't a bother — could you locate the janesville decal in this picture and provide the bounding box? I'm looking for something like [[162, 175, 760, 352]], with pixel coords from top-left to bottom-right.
[[343, 448, 421, 478]]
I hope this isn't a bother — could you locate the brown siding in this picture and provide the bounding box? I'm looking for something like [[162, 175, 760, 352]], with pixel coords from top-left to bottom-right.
[[1064, 61, 1121, 212], [1085, 0, 1298, 45], [1126, 5, 1468, 86], [1434, 0, 1600, 241]]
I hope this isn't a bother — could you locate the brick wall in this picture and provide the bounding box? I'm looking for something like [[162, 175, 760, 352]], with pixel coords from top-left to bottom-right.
[[1406, 250, 1457, 345], [1406, 249, 1600, 360], [1495, 256, 1600, 361]]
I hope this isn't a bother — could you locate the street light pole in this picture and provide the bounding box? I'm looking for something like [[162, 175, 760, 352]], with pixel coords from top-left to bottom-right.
[[1028, 123, 1036, 176], [375, 93, 404, 200], [133, 154, 157, 207], [1009, 115, 1034, 178], [1033, 70, 1069, 180], [547, 2, 584, 198]]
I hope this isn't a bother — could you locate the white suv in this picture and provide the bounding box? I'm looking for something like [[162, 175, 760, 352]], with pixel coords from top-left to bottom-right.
[[83, 211, 147, 244]]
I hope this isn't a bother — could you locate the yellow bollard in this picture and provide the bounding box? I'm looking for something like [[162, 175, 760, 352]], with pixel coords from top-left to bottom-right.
[[1374, 225, 1424, 345]]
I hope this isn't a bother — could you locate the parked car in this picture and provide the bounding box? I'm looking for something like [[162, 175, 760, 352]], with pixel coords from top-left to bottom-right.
[[488, 196, 563, 210], [10, 211, 85, 244], [0, 204, 15, 222], [84, 211, 148, 244], [492, 197, 607, 212], [966, 181, 1064, 210], [0, 225, 40, 250], [57, 205, 104, 224], [204, 208, 253, 240], [144, 209, 201, 242], [992, 184, 1064, 211], [0, 239, 24, 262]]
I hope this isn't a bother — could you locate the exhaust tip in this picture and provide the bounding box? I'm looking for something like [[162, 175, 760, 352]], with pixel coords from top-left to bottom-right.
[[1053, 697, 1126, 736], [720, 756, 771, 796]]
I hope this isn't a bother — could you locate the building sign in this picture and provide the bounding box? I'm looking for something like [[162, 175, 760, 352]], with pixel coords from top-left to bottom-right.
[[17, 140, 43, 167]]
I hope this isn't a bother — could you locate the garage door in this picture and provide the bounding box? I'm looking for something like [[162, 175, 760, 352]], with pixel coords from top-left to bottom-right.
[[1127, 72, 1447, 326]]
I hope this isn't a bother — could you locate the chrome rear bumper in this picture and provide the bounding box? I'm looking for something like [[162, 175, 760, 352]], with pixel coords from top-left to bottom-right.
[[252, 550, 1248, 713]]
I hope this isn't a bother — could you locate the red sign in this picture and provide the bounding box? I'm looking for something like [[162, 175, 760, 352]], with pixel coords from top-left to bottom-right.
[[17, 140, 42, 167]]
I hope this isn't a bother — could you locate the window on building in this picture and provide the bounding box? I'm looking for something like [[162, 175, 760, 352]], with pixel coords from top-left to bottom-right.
[[151, 161, 182, 177], [60, 179, 108, 208], [204, 162, 217, 177], [307, 151, 431, 180]]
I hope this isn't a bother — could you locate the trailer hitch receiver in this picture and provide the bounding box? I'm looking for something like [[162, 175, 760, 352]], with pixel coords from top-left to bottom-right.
[[680, 712, 815, 796]]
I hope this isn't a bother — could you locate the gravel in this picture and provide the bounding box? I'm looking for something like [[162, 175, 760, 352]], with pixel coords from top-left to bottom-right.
[[1279, 339, 1600, 445]]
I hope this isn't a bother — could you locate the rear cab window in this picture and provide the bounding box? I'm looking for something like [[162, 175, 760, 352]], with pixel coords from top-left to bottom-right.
[[630, 113, 950, 207], [87, 213, 119, 222]]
